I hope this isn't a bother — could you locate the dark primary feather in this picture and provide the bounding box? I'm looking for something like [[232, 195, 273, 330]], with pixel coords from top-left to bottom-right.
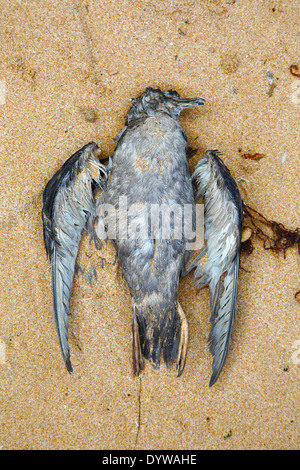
[[208, 255, 240, 386], [192, 150, 243, 386], [42, 142, 108, 372]]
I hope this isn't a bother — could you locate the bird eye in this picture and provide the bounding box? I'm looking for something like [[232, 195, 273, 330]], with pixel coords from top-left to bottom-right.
[[166, 90, 180, 98]]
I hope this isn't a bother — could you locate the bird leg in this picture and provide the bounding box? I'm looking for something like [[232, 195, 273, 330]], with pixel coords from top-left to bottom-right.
[[176, 302, 188, 377]]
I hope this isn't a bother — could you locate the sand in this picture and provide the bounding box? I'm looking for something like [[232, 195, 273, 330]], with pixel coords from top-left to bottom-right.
[[0, 0, 299, 450]]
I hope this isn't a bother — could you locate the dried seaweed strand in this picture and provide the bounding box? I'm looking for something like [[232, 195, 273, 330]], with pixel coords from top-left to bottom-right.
[[242, 153, 266, 160], [242, 203, 300, 258]]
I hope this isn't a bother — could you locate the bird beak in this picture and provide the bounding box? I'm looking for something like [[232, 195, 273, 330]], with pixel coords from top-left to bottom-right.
[[169, 96, 205, 109]]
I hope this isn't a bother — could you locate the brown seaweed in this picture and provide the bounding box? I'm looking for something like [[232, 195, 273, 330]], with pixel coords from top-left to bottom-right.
[[242, 204, 300, 258], [242, 153, 266, 160], [242, 204, 300, 302], [240, 236, 254, 255]]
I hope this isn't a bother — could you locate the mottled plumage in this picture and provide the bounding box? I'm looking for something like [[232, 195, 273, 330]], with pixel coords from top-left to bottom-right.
[[42, 87, 243, 386]]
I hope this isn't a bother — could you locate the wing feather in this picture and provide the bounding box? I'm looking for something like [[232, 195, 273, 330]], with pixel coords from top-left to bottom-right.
[[42, 142, 108, 372], [192, 150, 243, 386]]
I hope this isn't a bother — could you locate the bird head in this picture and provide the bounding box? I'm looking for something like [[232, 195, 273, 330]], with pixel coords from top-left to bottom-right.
[[125, 87, 205, 125]]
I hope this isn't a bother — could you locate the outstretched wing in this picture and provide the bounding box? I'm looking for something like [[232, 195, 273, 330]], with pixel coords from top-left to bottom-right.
[[42, 142, 109, 372], [192, 150, 243, 386]]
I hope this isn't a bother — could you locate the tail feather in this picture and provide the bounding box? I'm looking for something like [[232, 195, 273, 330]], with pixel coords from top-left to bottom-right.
[[132, 302, 180, 373]]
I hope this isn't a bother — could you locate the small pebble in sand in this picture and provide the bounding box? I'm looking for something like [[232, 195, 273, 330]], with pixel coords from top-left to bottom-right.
[[281, 153, 288, 164], [241, 227, 252, 243], [266, 70, 274, 85]]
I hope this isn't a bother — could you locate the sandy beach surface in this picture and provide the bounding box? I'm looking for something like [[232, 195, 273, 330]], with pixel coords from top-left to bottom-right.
[[0, 0, 299, 450]]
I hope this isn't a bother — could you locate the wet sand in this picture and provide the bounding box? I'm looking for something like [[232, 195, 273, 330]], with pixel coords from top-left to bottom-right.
[[0, 0, 299, 449]]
